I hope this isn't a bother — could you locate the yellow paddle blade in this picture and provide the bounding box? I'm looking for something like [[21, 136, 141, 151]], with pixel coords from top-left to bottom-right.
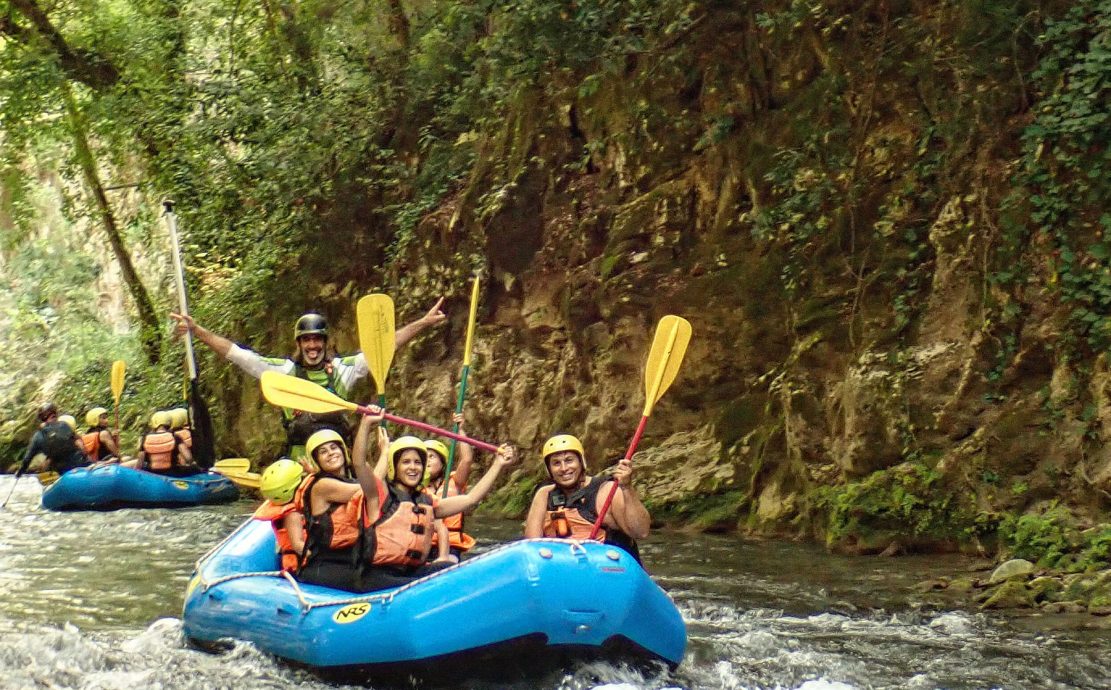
[[462, 276, 481, 367], [213, 457, 252, 472], [212, 467, 261, 490], [357, 293, 396, 396], [111, 360, 126, 401], [642, 315, 692, 416], [260, 371, 358, 415]]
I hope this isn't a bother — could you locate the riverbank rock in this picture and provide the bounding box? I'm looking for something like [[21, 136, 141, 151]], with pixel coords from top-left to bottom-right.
[[1028, 576, 1063, 602], [988, 559, 1036, 584], [980, 580, 1035, 609]]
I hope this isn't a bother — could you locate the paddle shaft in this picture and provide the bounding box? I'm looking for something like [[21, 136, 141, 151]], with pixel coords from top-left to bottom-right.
[[441, 363, 471, 497], [587, 416, 647, 540], [442, 275, 481, 497], [353, 403, 499, 454], [1, 473, 21, 509], [164, 202, 197, 381]]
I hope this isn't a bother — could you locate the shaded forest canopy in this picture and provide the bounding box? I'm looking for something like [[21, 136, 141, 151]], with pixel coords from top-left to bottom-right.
[[2, 0, 1111, 566]]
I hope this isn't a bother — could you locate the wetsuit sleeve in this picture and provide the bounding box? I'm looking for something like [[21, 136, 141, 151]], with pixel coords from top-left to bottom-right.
[[225, 344, 295, 380], [18, 431, 44, 475]]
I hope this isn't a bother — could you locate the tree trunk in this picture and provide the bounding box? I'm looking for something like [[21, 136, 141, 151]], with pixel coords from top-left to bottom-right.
[[384, 0, 410, 51], [61, 82, 162, 363]]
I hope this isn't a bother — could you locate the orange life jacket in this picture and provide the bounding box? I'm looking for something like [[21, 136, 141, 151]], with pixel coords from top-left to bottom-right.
[[425, 474, 475, 552], [174, 428, 193, 449], [296, 474, 362, 566], [142, 431, 177, 471], [81, 430, 100, 458], [360, 477, 434, 569], [253, 499, 303, 572]]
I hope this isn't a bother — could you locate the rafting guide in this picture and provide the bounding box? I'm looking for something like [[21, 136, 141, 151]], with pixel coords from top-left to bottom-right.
[[169, 300, 446, 462]]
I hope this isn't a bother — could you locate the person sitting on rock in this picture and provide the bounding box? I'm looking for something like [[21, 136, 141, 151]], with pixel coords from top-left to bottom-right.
[[523, 434, 649, 562]]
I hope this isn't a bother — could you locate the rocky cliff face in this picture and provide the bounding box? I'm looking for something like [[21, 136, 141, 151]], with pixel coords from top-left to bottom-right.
[[348, 1, 1109, 550], [9, 2, 1108, 559]]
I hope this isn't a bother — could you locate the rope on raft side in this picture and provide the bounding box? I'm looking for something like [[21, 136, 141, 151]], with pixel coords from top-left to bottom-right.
[[193, 538, 600, 614]]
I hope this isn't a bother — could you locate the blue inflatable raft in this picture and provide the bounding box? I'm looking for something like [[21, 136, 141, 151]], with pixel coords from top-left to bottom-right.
[[183, 519, 686, 680], [41, 465, 239, 511]]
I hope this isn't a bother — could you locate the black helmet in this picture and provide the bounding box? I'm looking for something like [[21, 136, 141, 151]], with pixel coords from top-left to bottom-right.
[[37, 402, 58, 422], [294, 313, 328, 341]]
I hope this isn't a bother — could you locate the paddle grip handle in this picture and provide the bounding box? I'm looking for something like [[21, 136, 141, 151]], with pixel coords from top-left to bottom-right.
[[588, 415, 648, 540], [355, 405, 500, 454]]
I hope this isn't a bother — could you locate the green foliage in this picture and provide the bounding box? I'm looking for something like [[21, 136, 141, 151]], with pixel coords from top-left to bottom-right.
[[816, 463, 984, 545], [1015, 0, 1111, 353], [999, 504, 1111, 571]]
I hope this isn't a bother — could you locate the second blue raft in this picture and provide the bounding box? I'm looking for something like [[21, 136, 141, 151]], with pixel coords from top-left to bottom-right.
[[41, 464, 239, 511]]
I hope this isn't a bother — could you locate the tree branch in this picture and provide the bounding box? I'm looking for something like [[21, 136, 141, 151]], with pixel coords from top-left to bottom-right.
[[8, 0, 119, 90]]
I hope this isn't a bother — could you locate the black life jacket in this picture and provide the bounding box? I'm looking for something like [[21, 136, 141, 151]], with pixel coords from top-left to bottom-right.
[[298, 473, 361, 569], [285, 362, 351, 446], [546, 475, 641, 563]]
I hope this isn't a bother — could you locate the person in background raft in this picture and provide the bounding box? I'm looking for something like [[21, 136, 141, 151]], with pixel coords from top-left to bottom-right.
[[17, 403, 90, 477], [81, 407, 119, 462], [137, 411, 200, 476], [348, 413, 518, 593], [422, 412, 477, 560], [523, 434, 650, 563], [169, 300, 447, 465], [169, 407, 192, 451]]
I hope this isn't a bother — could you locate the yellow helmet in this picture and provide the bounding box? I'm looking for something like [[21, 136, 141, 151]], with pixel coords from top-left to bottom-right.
[[388, 436, 427, 481], [59, 414, 77, 431], [260, 459, 304, 504], [424, 439, 450, 462], [150, 410, 172, 428], [542, 434, 587, 473], [170, 408, 189, 429], [305, 428, 349, 469], [85, 407, 108, 427]]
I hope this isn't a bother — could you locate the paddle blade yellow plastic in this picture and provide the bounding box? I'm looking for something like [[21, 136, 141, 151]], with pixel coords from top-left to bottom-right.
[[260, 371, 357, 415], [642, 315, 692, 416], [213, 457, 252, 473], [357, 293, 396, 396], [462, 277, 480, 366], [111, 360, 126, 402], [212, 467, 261, 490]]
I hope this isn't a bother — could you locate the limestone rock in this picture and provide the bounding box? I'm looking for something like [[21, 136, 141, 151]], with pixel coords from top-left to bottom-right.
[[988, 559, 1036, 584]]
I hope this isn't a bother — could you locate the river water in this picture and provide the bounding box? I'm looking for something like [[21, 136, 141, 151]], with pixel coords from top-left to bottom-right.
[[1, 476, 1109, 690]]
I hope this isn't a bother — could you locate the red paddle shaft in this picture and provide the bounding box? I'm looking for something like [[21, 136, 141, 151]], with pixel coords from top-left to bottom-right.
[[588, 415, 649, 540], [354, 404, 500, 454]]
